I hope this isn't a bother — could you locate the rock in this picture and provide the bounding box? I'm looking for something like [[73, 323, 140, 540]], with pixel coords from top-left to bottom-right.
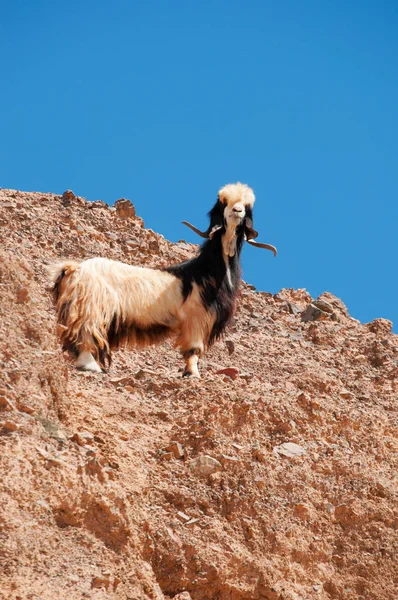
[[190, 455, 222, 476], [334, 504, 359, 525], [160, 452, 173, 461], [220, 454, 240, 464], [273, 442, 307, 458], [16, 287, 29, 304], [165, 441, 184, 459], [114, 198, 136, 219], [36, 416, 68, 441], [0, 396, 13, 410], [225, 340, 235, 355], [18, 402, 35, 414], [252, 448, 267, 463], [288, 302, 301, 315], [135, 368, 157, 379], [255, 478, 266, 490], [2, 420, 19, 432], [173, 593, 192, 600], [317, 292, 349, 317], [87, 200, 107, 209], [293, 503, 311, 520], [91, 576, 111, 590], [312, 299, 334, 314], [231, 443, 244, 451], [61, 190, 76, 206], [339, 389, 354, 400], [301, 304, 334, 323], [215, 367, 239, 380], [71, 431, 94, 446], [184, 517, 201, 526], [366, 318, 393, 335], [176, 511, 191, 522]]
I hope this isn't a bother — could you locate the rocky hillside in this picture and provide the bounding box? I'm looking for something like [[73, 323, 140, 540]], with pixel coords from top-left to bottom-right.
[[0, 188, 397, 600]]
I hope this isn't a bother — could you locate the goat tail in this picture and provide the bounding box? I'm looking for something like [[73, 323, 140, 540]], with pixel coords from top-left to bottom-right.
[[50, 260, 81, 301], [49, 260, 111, 367]]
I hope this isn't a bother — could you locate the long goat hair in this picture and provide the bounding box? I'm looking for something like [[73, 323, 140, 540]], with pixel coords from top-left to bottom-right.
[[50, 183, 276, 377]]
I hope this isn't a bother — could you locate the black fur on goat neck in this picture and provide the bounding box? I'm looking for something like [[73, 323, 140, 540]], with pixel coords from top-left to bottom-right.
[[166, 222, 246, 346]]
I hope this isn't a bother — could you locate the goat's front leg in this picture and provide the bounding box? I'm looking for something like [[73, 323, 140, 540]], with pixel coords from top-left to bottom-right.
[[182, 348, 202, 378], [76, 350, 102, 373]]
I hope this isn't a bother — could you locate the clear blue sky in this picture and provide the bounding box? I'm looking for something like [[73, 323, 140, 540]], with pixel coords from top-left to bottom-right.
[[1, 1, 397, 330]]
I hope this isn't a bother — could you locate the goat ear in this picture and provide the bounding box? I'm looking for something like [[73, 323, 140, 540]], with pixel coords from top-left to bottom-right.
[[182, 198, 225, 239], [244, 216, 258, 240], [208, 197, 225, 230]]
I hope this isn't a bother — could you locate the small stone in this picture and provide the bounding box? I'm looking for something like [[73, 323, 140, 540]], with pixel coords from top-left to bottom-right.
[[273, 442, 307, 458], [155, 410, 170, 421], [255, 478, 266, 490], [16, 287, 29, 304], [113, 578, 121, 591], [36, 416, 68, 441], [184, 518, 201, 527], [339, 389, 354, 400], [173, 592, 192, 600], [220, 454, 239, 464], [91, 576, 110, 590], [232, 443, 244, 451], [135, 368, 156, 379], [176, 511, 191, 522], [0, 396, 13, 410], [3, 420, 19, 432], [325, 503, 335, 515], [225, 340, 235, 355], [160, 452, 173, 461], [71, 431, 94, 446], [18, 402, 35, 414], [313, 584, 322, 592], [215, 367, 239, 380], [252, 448, 267, 463], [165, 441, 184, 459], [334, 504, 359, 524], [190, 455, 222, 476], [375, 478, 390, 498], [293, 503, 311, 520]]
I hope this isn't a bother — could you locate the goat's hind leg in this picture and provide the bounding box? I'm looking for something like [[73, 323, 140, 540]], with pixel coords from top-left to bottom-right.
[[182, 348, 201, 378]]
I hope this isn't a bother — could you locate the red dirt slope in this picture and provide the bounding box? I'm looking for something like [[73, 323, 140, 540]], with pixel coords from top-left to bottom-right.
[[0, 188, 397, 600]]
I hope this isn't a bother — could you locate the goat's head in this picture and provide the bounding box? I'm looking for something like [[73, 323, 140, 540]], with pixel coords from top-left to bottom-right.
[[182, 183, 277, 257]]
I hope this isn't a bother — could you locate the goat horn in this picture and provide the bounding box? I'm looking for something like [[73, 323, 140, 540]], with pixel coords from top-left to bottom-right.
[[246, 239, 277, 257], [181, 221, 209, 238], [208, 225, 223, 239]]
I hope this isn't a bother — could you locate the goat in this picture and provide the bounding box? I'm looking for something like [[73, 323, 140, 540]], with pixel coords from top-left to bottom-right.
[[50, 183, 276, 377]]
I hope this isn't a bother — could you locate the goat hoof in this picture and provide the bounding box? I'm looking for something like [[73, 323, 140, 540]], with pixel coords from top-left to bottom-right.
[[76, 365, 102, 374], [182, 371, 200, 379]]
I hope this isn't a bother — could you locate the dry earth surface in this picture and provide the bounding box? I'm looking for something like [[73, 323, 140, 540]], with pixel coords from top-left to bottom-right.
[[0, 188, 397, 600]]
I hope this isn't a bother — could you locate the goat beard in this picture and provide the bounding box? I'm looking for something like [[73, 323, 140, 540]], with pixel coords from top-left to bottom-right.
[[222, 223, 239, 257]]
